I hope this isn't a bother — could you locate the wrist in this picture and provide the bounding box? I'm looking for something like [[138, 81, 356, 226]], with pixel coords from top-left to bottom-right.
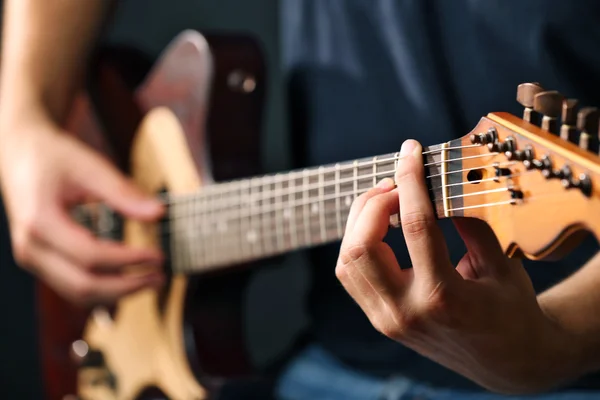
[[532, 299, 590, 390]]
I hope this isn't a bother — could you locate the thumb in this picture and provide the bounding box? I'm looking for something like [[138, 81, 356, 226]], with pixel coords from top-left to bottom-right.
[[452, 217, 511, 277], [74, 151, 164, 221]]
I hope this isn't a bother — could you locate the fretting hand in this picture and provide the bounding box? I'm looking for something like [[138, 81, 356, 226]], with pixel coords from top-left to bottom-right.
[[0, 112, 165, 306], [335, 139, 577, 394]]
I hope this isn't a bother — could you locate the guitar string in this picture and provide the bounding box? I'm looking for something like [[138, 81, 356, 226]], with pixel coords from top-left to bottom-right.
[[159, 143, 487, 203], [173, 187, 514, 270], [74, 150, 509, 232], [164, 159, 516, 217], [173, 192, 524, 273], [87, 169, 526, 241], [175, 181, 584, 273], [81, 164, 535, 241]]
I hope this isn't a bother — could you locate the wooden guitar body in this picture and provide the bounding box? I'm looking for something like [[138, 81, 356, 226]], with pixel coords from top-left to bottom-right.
[[37, 31, 268, 400]]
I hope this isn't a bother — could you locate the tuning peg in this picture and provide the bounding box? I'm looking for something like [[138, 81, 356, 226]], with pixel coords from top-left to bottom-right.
[[560, 99, 579, 142], [533, 90, 564, 132], [517, 82, 544, 123], [576, 107, 599, 151]]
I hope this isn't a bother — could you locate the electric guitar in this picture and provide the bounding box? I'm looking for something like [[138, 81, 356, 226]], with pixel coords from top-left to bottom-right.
[[38, 30, 600, 400]]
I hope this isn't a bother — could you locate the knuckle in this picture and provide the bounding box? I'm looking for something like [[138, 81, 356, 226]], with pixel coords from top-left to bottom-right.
[[372, 314, 405, 340], [334, 259, 348, 282], [375, 320, 397, 338], [390, 306, 423, 334], [401, 210, 432, 238], [71, 277, 96, 303], [338, 243, 371, 266], [418, 283, 454, 324], [11, 225, 40, 267], [352, 191, 371, 211]]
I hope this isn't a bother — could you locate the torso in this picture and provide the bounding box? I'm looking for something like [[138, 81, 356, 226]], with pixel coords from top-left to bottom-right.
[[280, 0, 600, 390]]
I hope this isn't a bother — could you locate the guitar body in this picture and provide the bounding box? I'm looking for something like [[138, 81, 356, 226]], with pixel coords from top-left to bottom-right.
[[37, 31, 268, 400]]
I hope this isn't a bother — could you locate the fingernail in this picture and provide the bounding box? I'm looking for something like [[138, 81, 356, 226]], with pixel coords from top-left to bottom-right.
[[376, 177, 395, 190], [400, 139, 419, 158]]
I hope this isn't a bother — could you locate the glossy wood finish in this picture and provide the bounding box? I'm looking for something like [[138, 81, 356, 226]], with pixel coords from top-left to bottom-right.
[[37, 31, 266, 400], [457, 112, 600, 260]]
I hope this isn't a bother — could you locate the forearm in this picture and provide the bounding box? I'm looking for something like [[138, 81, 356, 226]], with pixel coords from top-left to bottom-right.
[[0, 0, 114, 127], [537, 251, 600, 381]]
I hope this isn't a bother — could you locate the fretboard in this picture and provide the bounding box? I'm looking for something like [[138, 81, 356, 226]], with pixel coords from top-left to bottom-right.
[[168, 140, 464, 274]]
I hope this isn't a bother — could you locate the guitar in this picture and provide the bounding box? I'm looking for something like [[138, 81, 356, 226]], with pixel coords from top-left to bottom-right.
[[40, 30, 600, 399]]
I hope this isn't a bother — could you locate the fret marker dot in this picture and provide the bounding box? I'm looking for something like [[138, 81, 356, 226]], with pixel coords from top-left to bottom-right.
[[345, 196, 352, 207], [311, 204, 319, 214], [247, 230, 257, 243]]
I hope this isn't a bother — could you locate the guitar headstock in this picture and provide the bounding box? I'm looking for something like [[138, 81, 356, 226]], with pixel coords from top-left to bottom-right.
[[452, 82, 600, 261]]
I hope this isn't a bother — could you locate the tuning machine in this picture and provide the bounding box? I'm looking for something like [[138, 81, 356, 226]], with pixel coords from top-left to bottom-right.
[[517, 82, 544, 123], [533, 90, 564, 133], [560, 99, 579, 142], [577, 107, 599, 152]]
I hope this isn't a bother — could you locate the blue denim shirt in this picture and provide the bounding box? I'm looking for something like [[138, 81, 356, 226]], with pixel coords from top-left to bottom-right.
[[279, 0, 600, 390]]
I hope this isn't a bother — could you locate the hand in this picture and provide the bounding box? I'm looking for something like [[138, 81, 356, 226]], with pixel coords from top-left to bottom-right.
[[0, 113, 165, 306], [335, 139, 576, 394]]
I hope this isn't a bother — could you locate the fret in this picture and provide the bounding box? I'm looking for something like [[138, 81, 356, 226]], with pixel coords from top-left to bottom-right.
[[335, 163, 342, 237], [302, 169, 310, 246], [185, 195, 193, 272], [284, 172, 296, 250], [318, 166, 326, 242], [240, 179, 251, 259], [249, 177, 261, 256], [353, 160, 358, 202], [308, 168, 321, 244], [440, 142, 450, 218], [231, 183, 242, 261], [208, 187, 216, 266], [373, 155, 377, 188], [193, 188, 200, 269], [260, 176, 271, 255], [275, 174, 284, 251]]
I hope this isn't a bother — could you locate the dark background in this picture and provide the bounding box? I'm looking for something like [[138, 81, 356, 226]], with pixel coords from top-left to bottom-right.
[[0, 1, 312, 397]]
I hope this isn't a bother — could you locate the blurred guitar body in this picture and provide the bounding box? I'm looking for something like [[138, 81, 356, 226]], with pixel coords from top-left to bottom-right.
[[37, 30, 269, 400]]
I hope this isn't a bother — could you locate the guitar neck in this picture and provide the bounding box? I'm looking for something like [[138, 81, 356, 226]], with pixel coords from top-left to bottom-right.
[[169, 140, 461, 274]]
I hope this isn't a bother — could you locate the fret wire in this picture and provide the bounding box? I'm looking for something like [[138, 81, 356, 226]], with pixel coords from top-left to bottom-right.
[[289, 172, 297, 249], [241, 179, 250, 259], [251, 178, 260, 257], [335, 163, 342, 237], [318, 166, 326, 242], [261, 176, 270, 255], [372, 156, 377, 188], [303, 170, 310, 246], [275, 174, 283, 251]]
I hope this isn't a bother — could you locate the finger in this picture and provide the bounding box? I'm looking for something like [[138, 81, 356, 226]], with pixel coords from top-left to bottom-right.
[[344, 178, 395, 237], [395, 139, 458, 284], [453, 217, 513, 278], [342, 191, 411, 304], [38, 207, 164, 272], [71, 149, 164, 221], [28, 241, 164, 306]]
